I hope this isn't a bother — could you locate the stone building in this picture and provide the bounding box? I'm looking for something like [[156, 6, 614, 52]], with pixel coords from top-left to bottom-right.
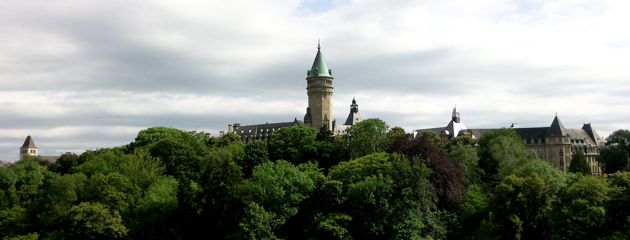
[[416, 108, 605, 175], [228, 44, 361, 142]]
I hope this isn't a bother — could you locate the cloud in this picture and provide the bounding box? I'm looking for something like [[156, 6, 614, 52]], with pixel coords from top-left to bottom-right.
[[1, 0, 629, 160]]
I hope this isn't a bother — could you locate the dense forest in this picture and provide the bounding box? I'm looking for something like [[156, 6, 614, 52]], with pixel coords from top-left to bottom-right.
[[1, 119, 629, 239]]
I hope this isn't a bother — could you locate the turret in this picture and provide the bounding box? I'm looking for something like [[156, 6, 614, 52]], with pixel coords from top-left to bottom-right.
[[452, 106, 461, 123], [20, 135, 38, 158], [305, 42, 334, 131]]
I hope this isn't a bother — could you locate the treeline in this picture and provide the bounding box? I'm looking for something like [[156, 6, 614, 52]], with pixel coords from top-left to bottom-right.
[[0, 120, 629, 239]]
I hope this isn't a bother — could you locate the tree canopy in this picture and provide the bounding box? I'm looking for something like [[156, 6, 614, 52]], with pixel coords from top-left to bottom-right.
[[0, 125, 628, 239]]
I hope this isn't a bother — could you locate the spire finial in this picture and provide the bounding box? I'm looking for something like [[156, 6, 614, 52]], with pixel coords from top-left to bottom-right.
[[317, 39, 321, 50]]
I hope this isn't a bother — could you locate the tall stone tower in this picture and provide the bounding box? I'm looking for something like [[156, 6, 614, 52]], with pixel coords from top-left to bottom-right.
[[304, 43, 334, 131]]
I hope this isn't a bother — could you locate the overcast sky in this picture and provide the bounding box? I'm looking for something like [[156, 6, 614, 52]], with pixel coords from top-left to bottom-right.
[[1, 0, 629, 160]]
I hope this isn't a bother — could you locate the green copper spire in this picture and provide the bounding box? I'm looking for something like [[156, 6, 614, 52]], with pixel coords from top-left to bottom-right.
[[307, 42, 332, 78]]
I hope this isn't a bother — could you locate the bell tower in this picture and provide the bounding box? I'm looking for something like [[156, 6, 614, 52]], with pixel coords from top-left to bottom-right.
[[304, 42, 334, 131]]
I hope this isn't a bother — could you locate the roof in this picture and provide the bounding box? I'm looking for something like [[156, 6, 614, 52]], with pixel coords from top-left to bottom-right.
[[233, 120, 303, 135], [20, 136, 37, 149], [582, 123, 605, 146], [307, 44, 332, 78], [547, 116, 567, 136], [515, 127, 549, 140]]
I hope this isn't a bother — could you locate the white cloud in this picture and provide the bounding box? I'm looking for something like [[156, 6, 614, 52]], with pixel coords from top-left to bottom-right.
[[0, 0, 628, 159]]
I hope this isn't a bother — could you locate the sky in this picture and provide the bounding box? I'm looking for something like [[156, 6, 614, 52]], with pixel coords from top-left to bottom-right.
[[1, 0, 629, 160]]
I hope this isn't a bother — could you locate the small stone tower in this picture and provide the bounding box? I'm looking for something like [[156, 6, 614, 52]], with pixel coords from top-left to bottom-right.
[[305, 43, 334, 131], [20, 135, 38, 158]]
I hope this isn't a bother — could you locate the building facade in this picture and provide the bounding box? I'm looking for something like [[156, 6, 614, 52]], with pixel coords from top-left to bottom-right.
[[416, 108, 605, 175]]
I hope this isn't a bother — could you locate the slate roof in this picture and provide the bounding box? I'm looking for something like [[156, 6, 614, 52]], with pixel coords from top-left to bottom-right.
[[515, 127, 549, 142], [307, 43, 332, 78], [20, 136, 37, 149], [233, 120, 302, 135], [547, 116, 567, 136]]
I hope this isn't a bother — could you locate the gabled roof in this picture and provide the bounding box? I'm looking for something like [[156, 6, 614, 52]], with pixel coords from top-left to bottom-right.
[[20, 135, 37, 149], [582, 123, 605, 146], [547, 116, 567, 136], [307, 44, 332, 78]]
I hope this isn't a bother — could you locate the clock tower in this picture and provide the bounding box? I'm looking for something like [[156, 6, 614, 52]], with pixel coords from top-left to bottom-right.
[[304, 43, 334, 131]]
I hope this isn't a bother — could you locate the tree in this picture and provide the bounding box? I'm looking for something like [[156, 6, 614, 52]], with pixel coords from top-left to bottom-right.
[[51, 152, 80, 174], [606, 129, 630, 151], [478, 129, 538, 181], [133, 176, 179, 239], [605, 172, 630, 238], [67, 202, 128, 239], [490, 174, 553, 239], [268, 125, 317, 164], [241, 141, 270, 177], [0, 165, 17, 209], [551, 175, 610, 239], [569, 151, 591, 175], [237, 161, 319, 238], [599, 146, 628, 174], [235, 202, 280, 240], [149, 139, 204, 182], [343, 118, 389, 159], [449, 144, 482, 186], [198, 146, 244, 239], [385, 126, 406, 151], [329, 153, 445, 239]]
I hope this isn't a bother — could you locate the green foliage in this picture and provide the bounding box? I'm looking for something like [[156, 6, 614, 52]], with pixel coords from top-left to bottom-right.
[[240, 161, 317, 222], [130, 127, 210, 150], [552, 175, 610, 239], [51, 152, 80, 174], [0, 206, 28, 237], [137, 176, 179, 218], [37, 173, 87, 228], [241, 141, 270, 176], [606, 172, 630, 237], [491, 174, 553, 239], [67, 202, 128, 239], [149, 138, 205, 181], [330, 153, 445, 239], [3, 232, 39, 240], [85, 172, 140, 215], [606, 129, 630, 150], [343, 118, 389, 158], [446, 135, 476, 151], [268, 124, 317, 164], [215, 132, 242, 147], [385, 126, 406, 150], [312, 213, 353, 240], [569, 151, 591, 175], [599, 146, 629, 174], [236, 202, 280, 240], [478, 129, 538, 180], [449, 144, 482, 186], [4, 126, 630, 239]]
